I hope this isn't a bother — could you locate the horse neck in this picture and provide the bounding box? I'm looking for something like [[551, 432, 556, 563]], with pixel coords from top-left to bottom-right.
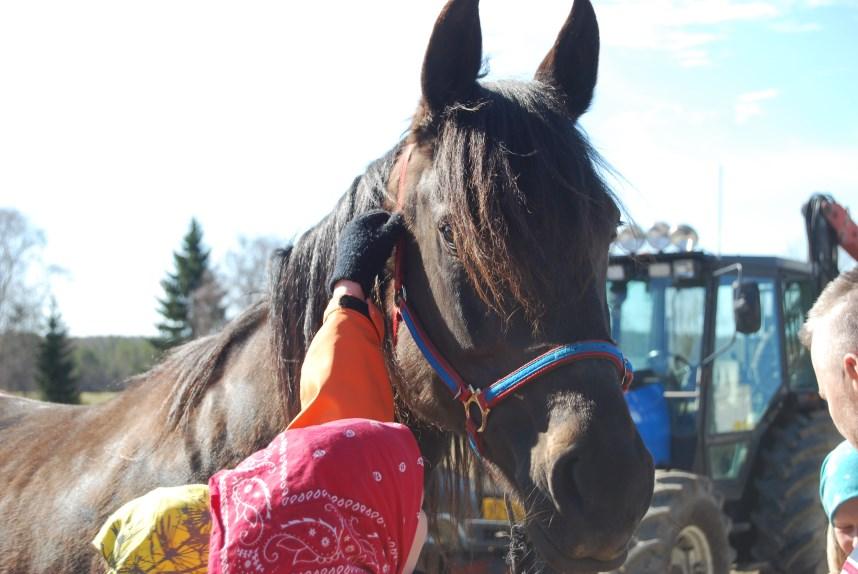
[[187, 317, 286, 474], [132, 307, 285, 478]]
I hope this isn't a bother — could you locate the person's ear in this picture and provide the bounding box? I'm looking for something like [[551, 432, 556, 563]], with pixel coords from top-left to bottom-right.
[[845, 353, 858, 393]]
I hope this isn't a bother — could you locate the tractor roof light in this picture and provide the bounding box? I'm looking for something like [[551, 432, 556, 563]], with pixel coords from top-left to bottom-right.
[[646, 222, 671, 252], [670, 224, 699, 252], [607, 264, 626, 281], [648, 262, 672, 278], [673, 259, 699, 279], [616, 224, 645, 253]]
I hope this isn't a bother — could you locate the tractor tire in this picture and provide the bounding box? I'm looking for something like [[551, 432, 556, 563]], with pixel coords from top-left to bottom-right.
[[749, 409, 840, 574], [610, 470, 733, 574]]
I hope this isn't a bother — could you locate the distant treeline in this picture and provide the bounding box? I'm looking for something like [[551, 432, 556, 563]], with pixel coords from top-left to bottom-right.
[[0, 332, 157, 394], [0, 210, 281, 399]]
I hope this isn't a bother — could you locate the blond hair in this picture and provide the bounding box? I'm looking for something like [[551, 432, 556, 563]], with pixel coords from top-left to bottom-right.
[[801, 267, 858, 360], [828, 523, 848, 573]]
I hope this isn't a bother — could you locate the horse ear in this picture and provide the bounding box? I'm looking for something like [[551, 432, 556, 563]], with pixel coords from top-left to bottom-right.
[[534, 0, 600, 118], [421, 0, 482, 115]]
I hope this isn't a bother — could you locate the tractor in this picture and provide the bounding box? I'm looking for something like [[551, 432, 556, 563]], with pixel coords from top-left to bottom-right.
[[424, 194, 858, 573], [604, 193, 857, 573]]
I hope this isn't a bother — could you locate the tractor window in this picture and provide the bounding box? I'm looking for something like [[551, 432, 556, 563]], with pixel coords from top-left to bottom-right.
[[709, 278, 782, 434], [608, 279, 705, 390], [783, 280, 817, 392], [708, 441, 749, 480]]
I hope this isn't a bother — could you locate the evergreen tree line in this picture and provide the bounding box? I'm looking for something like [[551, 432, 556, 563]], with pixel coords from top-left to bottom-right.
[[37, 303, 78, 403], [0, 332, 158, 396], [1, 215, 279, 403], [154, 218, 226, 349]]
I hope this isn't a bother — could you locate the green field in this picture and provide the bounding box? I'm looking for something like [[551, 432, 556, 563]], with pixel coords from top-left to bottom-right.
[[80, 391, 117, 405]]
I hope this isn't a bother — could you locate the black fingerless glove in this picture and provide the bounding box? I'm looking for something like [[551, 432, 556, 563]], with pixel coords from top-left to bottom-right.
[[329, 210, 405, 295]]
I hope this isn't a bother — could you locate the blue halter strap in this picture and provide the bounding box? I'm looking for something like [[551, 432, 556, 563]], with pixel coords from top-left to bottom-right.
[[396, 293, 633, 454]]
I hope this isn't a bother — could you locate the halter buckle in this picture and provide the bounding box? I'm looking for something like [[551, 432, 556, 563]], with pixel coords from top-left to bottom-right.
[[463, 387, 490, 434], [621, 358, 634, 391], [394, 285, 408, 306]]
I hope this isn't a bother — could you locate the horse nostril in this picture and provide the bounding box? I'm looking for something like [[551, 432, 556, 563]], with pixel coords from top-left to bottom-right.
[[549, 448, 583, 513]]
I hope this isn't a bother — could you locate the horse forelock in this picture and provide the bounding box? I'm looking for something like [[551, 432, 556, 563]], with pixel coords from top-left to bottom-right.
[[418, 79, 619, 329]]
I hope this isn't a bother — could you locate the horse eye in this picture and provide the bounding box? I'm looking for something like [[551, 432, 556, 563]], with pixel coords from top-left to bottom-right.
[[438, 222, 457, 253]]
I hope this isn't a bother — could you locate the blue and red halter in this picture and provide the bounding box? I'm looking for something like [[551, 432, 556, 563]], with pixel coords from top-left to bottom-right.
[[390, 144, 633, 455]]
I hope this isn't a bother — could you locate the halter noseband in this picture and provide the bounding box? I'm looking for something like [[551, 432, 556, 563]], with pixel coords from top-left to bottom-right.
[[390, 144, 633, 455]]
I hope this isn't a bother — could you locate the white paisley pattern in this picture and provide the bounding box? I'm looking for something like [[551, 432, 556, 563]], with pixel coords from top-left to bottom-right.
[[234, 446, 277, 474], [212, 421, 422, 574], [219, 441, 396, 574], [262, 506, 381, 569], [230, 476, 272, 546]]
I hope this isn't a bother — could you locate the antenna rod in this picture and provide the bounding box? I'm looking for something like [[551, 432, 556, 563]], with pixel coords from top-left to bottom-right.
[[717, 164, 724, 255]]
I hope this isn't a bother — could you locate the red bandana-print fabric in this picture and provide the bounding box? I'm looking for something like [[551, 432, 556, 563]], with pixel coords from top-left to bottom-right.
[[208, 419, 424, 574], [843, 549, 858, 574]]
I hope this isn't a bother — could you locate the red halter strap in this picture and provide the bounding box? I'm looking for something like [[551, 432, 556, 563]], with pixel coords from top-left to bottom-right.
[[389, 143, 633, 455], [391, 143, 415, 344]]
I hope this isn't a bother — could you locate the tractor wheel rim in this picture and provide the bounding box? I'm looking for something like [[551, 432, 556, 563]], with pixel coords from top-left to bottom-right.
[[670, 524, 714, 574]]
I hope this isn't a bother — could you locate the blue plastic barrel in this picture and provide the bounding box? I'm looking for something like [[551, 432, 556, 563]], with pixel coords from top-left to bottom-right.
[[624, 383, 671, 466]]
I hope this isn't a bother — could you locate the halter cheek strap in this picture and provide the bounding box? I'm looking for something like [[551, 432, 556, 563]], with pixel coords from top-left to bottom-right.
[[390, 143, 633, 455]]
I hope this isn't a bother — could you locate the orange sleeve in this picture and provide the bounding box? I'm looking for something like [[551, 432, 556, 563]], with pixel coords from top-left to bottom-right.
[[286, 297, 394, 429]]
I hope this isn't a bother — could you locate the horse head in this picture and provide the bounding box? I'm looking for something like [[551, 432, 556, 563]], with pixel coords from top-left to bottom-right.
[[384, 1, 654, 571]]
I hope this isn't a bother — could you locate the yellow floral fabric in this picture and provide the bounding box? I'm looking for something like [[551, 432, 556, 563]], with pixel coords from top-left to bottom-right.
[[92, 484, 210, 574]]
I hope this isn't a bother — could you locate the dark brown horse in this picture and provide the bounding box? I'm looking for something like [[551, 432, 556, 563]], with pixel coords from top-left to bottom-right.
[[0, 1, 653, 572]]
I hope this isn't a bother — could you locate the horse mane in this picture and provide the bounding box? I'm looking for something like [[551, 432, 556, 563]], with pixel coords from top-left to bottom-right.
[[269, 151, 397, 418], [416, 79, 616, 327]]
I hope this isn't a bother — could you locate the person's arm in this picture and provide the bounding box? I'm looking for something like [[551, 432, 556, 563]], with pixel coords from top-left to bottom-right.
[[287, 212, 403, 429]]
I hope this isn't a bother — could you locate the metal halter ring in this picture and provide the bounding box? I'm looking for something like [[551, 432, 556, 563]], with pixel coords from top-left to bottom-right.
[[464, 388, 491, 433], [395, 285, 408, 305]]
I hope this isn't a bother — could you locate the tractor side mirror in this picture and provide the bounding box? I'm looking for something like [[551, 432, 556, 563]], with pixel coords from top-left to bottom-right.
[[733, 281, 761, 334]]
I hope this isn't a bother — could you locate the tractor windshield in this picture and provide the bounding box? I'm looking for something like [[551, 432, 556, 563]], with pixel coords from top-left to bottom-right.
[[608, 278, 706, 389]]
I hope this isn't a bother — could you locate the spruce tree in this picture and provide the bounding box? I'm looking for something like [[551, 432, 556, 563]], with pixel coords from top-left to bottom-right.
[[155, 219, 224, 349], [37, 302, 79, 404]]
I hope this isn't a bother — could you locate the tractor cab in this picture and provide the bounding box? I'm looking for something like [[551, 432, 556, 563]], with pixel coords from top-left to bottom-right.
[[609, 250, 820, 498]]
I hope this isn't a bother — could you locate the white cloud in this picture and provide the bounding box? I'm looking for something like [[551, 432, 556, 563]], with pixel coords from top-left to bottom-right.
[[735, 89, 781, 124], [598, 0, 781, 66], [664, 1, 781, 25], [674, 49, 711, 67], [771, 20, 823, 32], [668, 31, 722, 66]]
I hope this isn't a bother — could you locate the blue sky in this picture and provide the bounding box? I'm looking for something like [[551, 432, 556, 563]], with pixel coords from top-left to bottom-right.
[[1, 0, 856, 337]]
